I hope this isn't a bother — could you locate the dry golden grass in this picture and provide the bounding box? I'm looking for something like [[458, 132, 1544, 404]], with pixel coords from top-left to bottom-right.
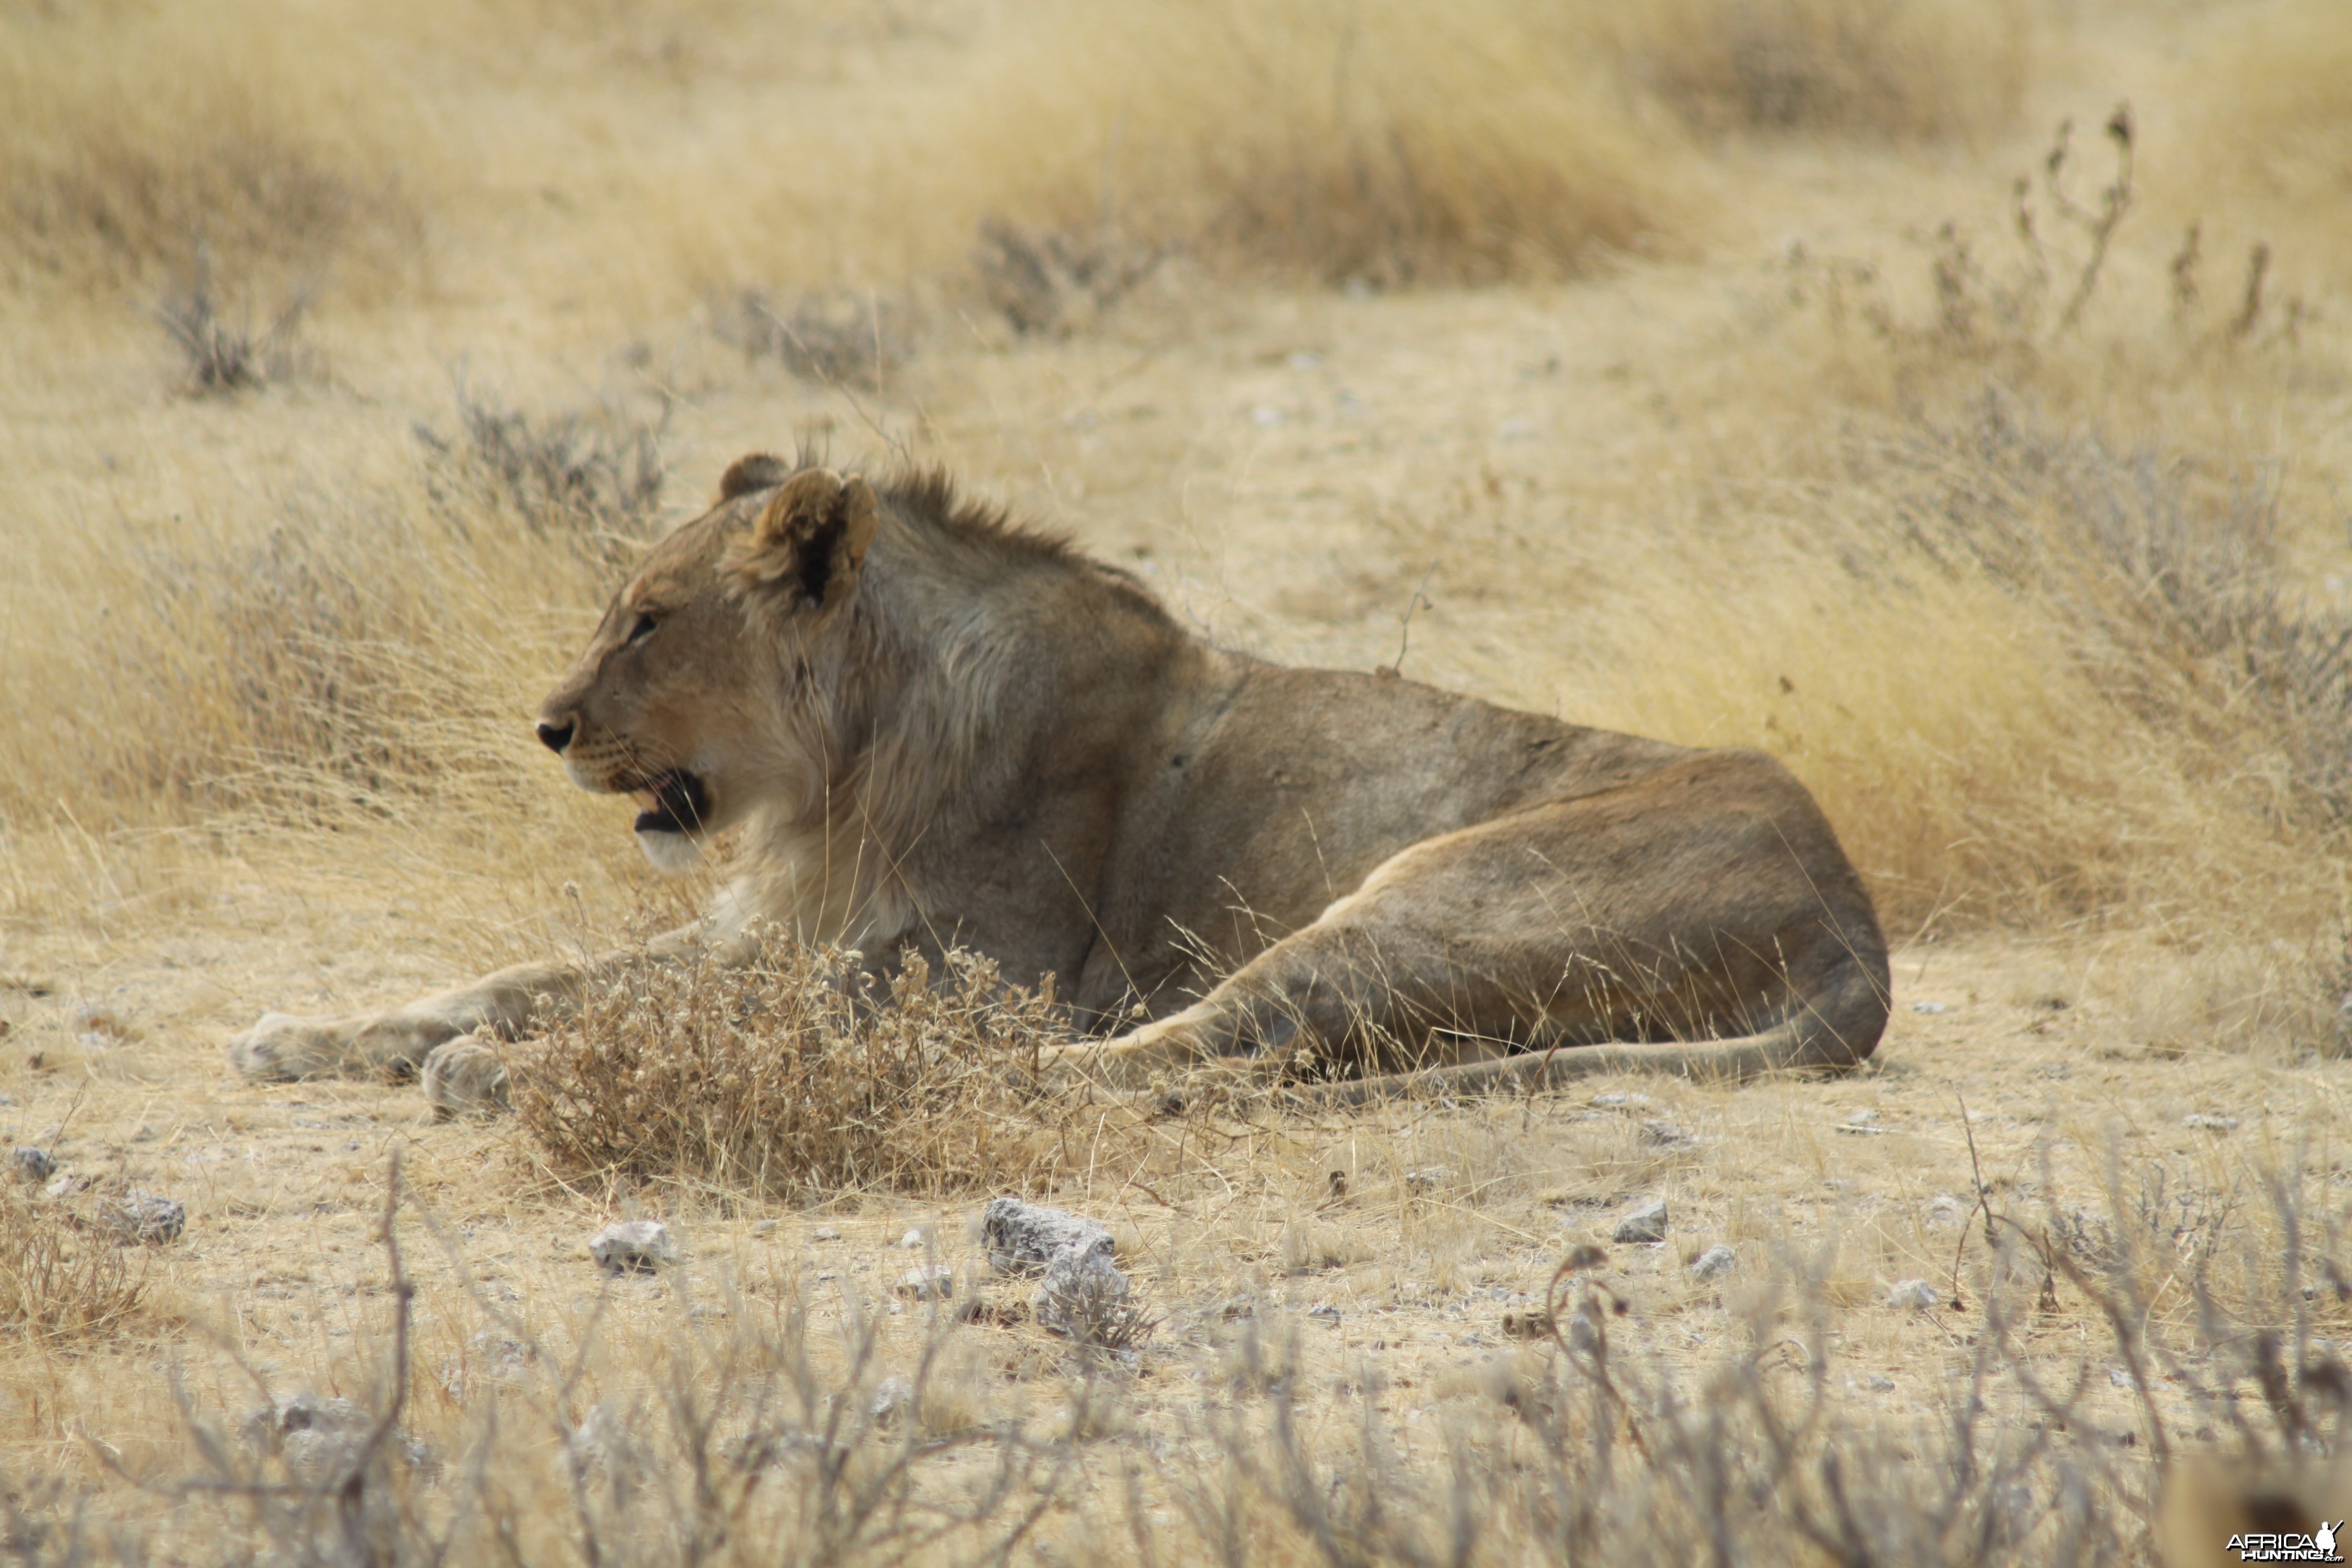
[[4, 0, 2352, 1560], [0, 1179, 150, 1346]]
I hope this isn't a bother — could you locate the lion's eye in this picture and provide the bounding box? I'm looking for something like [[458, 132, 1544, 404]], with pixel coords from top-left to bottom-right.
[[627, 612, 659, 645]]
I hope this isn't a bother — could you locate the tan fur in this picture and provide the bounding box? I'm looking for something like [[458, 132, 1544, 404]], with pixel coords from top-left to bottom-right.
[[230, 458, 1891, 1102]]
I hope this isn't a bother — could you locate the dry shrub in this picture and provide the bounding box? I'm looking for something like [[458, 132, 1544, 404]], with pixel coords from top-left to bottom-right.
[[513, 943, 1132, 1201], [1598, 404, 2350, 939], [945, 0, 1689, 291], [0, 3, 423, 297], [0, 1181, 147, 1346], [1613, 0, 2027, 142]]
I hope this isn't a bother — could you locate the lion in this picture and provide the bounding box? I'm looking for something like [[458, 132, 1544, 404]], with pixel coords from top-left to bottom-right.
[[230, 455, 1890, 1110]]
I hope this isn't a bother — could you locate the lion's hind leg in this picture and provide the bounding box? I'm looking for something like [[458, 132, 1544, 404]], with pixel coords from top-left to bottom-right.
[[1051, 751, 1889, 1096]]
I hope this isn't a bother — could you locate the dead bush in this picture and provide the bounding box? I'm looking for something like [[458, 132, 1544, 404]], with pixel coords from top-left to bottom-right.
[[972, 223, 1163, 338], [718, 289, 913, 391], [152, 246, 312, 397], [414, 389, 666, 548], [512, 943, 1137, 1202]]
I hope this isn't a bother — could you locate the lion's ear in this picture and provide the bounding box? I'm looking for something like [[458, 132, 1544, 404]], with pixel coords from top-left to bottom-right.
[[729, 469, 879, 611], [716, 452, 791, 502]]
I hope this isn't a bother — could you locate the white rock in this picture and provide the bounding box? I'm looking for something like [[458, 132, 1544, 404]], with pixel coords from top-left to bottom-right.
[[1403, 1166, 1452, 1195], [115, 1191, 185, 1244], [812, 1226, 841, 1241], [1640, 1120, 1695, 1147], [2182, 1113, 2240, 1132], [899, 1226, 932, 1250], [869, 1377, 915, 1422], [749, 1219, 777, 1237], [1886, 1278, 1939, 1311], [1927, 1194, 1966, 1229], [896, 1265, 954, 1300], [1592, 1092, 1650, 1109], [1614, 1198, 1669, 1244], [589, 1220, 676, 1273], [1689, 1244, 1737, 1281], [980, 1197, 1112, 1275], [1910, 1001, 1949, 1015]]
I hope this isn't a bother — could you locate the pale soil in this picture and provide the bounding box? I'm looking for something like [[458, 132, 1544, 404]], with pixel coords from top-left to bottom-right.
[[2, 929, 2338, 1484]]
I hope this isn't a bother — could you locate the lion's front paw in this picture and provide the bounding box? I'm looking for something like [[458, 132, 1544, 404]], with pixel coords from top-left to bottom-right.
[[228, 1013, 365, 1081], [422, 1036, 512, 1120]]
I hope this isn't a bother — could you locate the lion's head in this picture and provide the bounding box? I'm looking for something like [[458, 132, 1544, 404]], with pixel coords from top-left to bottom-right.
[[534, 455, 878, 872]]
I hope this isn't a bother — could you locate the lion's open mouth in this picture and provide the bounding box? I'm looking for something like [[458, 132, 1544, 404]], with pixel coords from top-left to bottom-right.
[[626, 770, 710, 836]]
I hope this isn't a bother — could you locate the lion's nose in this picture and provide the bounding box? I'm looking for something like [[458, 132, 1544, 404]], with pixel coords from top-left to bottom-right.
[[536, 720, 575, 754]]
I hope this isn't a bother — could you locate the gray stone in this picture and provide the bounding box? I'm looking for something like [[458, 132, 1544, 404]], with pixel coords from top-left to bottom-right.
[[1639, 1120, 1695, 1148], [1689, 1243, 1737, 1281], [896, 1265, 954, 1300], [1403, 1166, 1453, 1195], [980, 1197, 1112, 1275], [1886, 1278, 1939, 1311], [11, 1145, 53, 1183], [115, 1191, 184, 1244], [1613, 1198, 1669, 1244], [589, 1220, 676, 1273]]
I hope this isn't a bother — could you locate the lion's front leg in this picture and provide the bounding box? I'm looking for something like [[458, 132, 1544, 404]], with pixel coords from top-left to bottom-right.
[[1039, 1001, 1294, 1092], [229, 956, 592, 1082]]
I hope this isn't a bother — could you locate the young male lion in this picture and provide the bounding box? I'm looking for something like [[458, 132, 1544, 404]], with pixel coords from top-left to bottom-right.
[[230, 456, 1889, 1108]]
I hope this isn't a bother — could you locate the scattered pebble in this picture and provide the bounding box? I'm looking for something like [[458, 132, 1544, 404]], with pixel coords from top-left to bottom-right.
[[1403, 1166, 1453, 1195], [1835, 1107, 1886, 1136], [69, 1003, 133, 1047], [1614, 1198, 1669, 1245], [1910, 1001, 1949, 1015], [1501, 1309, 1554, 1339], [1886, 1279, 1940, 1311], [11, 1145, 53, 1183], [589, 1220, 676, 1273], [1866, 1375, 1897, 1392], [1592, 1092, 1651, 1109], [1639, 1119, 1695, 1148], [1306, 1303, 1341, 1326], [749, 1220, 777, 1237], [1927, 1194, 1967, 1229], [1690, 1244, 1737, 1281], [812, 1226, 841, 1241], [898, 1226, 932, 1250], [2182, 1113, 2240, 1132], [42, 1171, 90, 1200], [114, 1191, 184, 1244], [868, 1377, 915, 1422], [1250, 404, 1284, 427], [896, 1265, 954, 1301]]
